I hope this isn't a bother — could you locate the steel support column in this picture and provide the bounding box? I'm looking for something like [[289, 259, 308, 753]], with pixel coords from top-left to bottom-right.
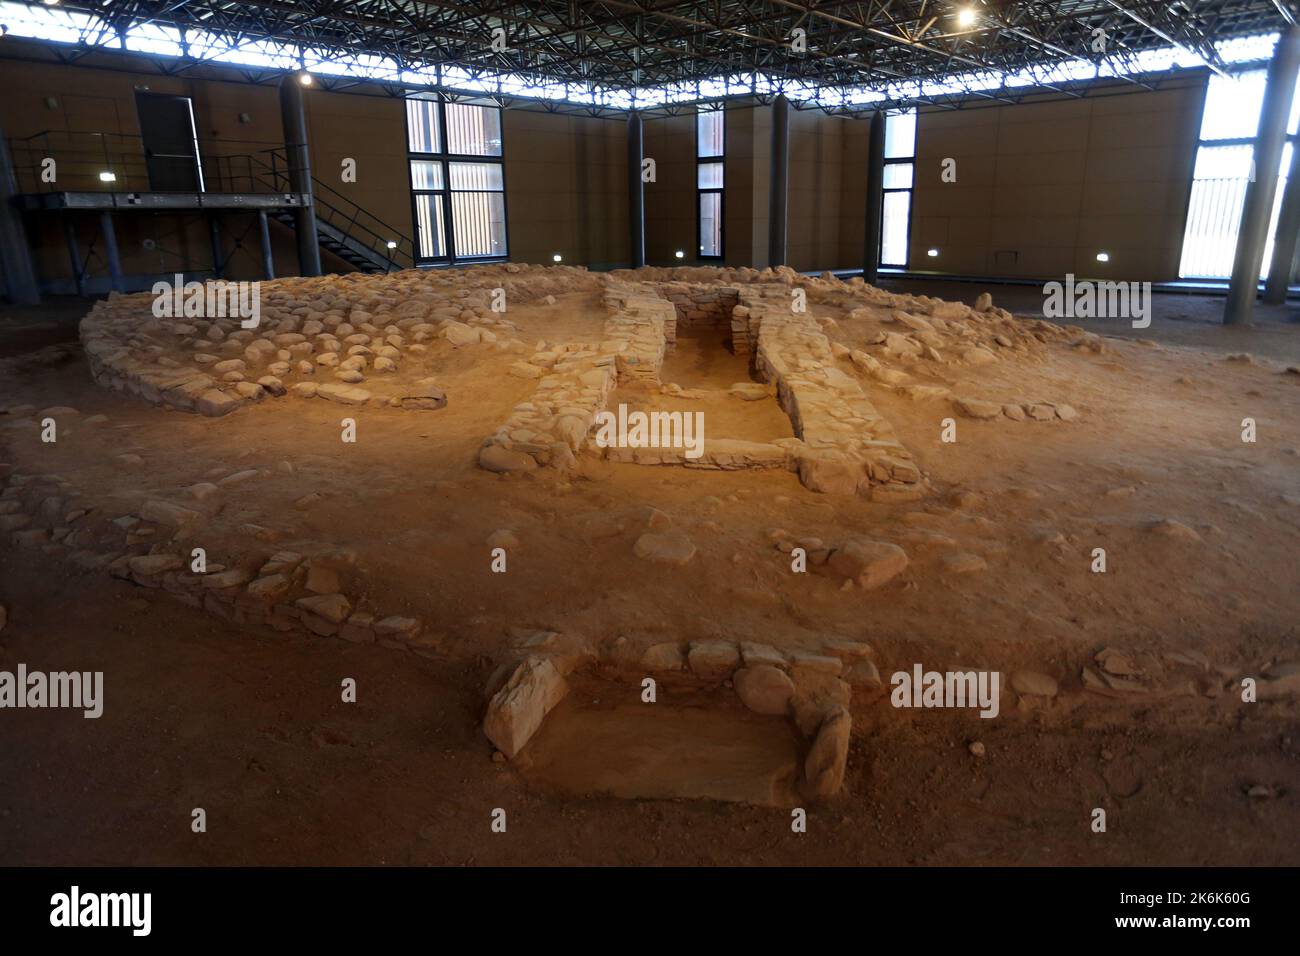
[[64, 216, 86, 297], [0, 125, 41, 304], [209, 215, 224, 279], [627, 110, 645, 268], [99, 211, 123, 292], [1226, 24, 1300, 324], [279, 76, 322, 277], [768, 94, 789, 268], [864, 110, 886, 284], [1264, 120, 1300, 303], [257, 210, 275, 280]]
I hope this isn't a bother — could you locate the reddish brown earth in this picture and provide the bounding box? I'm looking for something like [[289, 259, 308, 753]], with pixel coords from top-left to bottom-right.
[[1, 278, 1298, 866]]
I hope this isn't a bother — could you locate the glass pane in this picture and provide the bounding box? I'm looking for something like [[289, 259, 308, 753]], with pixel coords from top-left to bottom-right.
[[405, 97, 441, 152], [445, 103, 503, 155], [699, 191, 722, 257], [451, 191, 507, 257], [1200, 70, 1266, 141], [449, 161, 504, 190], [881, 190, 910, 266], [1179, 143, 1292, 280], [883, 163, 913, 188], [414, 192, 447, 259], [1291, 73, 1300, 136], [698, 161, 723, 189], [697, 107, 724, 157], [1192, 142, 1253, 180], [884, 108, 916, 159], [410, 160, 444, 190], [1262, 142, 1291, 279]]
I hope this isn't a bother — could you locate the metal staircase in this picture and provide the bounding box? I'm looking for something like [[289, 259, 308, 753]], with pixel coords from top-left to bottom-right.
[[7, 131, 417, 277], [222, 149, 415, 273]]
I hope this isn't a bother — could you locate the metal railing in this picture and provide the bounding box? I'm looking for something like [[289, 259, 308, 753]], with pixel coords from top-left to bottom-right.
[[7, 130, 416, 271], [221, 147, 415, 270]]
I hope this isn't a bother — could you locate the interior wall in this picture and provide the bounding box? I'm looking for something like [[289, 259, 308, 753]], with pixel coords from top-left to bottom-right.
[[0, 54, 637, 292], [303, 91, 413, 251], [910, 78, 1206, 281], [643, 112, 697, 265], [695, 102, 867, 272], [724, 105, 772, 270], [0, 50, 1213, 290], [788, 108, 849, 271], [503, 110, 629, 269]]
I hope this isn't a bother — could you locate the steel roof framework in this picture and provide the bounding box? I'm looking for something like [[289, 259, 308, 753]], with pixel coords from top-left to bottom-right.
[[0, 1, 1293, 113]]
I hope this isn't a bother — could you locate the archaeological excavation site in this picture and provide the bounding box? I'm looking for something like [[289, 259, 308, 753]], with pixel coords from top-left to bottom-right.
[[0, 0, 1298, 918]]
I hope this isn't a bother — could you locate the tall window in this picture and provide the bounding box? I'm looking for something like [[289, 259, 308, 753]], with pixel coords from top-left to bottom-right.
[[697, 107, 724, 259], [405, 96, 507, 263], [1179, 70, 1299, 279], [880, 108, 916, 268]]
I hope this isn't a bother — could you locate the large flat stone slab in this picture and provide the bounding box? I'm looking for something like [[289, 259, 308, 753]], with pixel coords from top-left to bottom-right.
[[521, 702, 801, 806]]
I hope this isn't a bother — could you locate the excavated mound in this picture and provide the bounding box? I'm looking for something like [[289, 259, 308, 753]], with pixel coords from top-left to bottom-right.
[[80, 263, 1090, 502], [39, 264, 1293, 801], [80, 263, 605, 415]]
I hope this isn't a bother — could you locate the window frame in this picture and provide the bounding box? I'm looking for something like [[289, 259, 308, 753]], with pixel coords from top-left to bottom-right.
[[1177, 69, 1299, 280], [403, 95, 510, 265], [696, 106, 725, 261], [879, 109, 916, 270]]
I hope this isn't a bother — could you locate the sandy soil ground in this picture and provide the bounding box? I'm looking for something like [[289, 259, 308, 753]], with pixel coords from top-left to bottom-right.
[[1, 553, 1297, 866], [1, 276, 1298, 866]]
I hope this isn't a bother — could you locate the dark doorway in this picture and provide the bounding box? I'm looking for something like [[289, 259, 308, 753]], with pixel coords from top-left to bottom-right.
[[134, 92, 204, 192]]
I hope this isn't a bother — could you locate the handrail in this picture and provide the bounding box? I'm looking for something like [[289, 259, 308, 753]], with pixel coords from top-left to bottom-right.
[[241, 147, 415, 270], [5, 129, 417, 271]]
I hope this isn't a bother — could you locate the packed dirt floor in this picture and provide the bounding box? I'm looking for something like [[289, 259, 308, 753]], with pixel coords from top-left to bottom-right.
[[1, 273, 1298, 866]]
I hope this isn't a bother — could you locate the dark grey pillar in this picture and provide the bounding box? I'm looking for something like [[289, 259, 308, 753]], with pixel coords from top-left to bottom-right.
[[64, 216, 86, 296], [627, 110, 645, 268], [864, 110, 885, 285], [100, 211, 123, 292], [257, 209, 275, 280], [0, 125, 41, 304], [209, 215, 224, 279], [1264, 128, 1300, 303], [1226, 24, 1300, 324], [279, 75, 322, 277], [768, 94, 789, 268]]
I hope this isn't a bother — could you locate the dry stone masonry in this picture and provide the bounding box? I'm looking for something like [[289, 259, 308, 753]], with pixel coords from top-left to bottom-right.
[[472, 265, 1082, 492], [478, 278, 676, 472], [80, 262, 1082, 495], [81, 263, 602, 416]]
